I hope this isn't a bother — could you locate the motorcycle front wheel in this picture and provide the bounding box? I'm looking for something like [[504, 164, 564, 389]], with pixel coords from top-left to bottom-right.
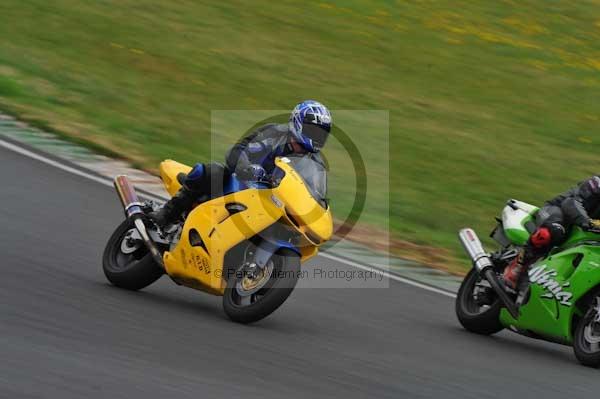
[[223, 248, 300, 324], [102, 219, 164, 291], [456, 268, 504, 335], [573, 295, 600, 367]]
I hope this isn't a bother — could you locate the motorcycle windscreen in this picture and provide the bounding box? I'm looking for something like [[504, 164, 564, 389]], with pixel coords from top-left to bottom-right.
[[285, 154, 328, 209], [273, 156, 333, 243]]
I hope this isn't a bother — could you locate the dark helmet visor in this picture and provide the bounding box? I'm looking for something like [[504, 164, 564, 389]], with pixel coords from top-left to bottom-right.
[[302, 122, 330, 149]]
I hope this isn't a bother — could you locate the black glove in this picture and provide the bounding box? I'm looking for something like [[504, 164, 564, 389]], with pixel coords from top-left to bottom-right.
[[238, 164, 267, 181]]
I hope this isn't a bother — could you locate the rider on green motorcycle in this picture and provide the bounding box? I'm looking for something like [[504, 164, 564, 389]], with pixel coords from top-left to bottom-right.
[[504, 176, 600, 289]]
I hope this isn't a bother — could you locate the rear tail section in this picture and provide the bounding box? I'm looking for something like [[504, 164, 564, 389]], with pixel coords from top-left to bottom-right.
[[159, 160, 192, 197]]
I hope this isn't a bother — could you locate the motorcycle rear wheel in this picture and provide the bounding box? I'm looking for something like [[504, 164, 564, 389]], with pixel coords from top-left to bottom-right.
[[102, 219, 164, 291], [456, 268, 504, 335], [223, 248, 300, 324]]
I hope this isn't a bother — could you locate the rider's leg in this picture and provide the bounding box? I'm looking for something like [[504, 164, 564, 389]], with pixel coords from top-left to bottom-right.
[[503, 231, 548, 289], [503, 206, 567, 289], [151, 163, 228, 227]]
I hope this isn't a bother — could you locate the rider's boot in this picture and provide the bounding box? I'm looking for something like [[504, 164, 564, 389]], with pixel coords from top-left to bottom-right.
[[150, 187, 197, 228], [502, 247, 527, 290]]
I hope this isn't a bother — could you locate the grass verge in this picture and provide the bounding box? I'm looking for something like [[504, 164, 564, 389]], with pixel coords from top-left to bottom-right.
[[2, 1, 600, 271]]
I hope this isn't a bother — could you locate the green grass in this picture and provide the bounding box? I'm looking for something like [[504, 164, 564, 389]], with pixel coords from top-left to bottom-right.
[[2, 0, 600, 270]]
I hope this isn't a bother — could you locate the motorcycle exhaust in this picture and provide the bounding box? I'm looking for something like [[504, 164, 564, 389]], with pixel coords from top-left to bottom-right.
[[114, 175, 145, 219], [459, 228, 519, 319], [458, 228, 494, 273], [114, 175, 164, 269]]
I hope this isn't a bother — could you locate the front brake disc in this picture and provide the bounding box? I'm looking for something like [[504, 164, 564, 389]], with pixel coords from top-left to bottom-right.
[[235, 262, 274, 297]]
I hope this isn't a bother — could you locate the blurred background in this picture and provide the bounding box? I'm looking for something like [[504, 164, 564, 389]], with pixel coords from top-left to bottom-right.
[[1, 0, 599, 272]]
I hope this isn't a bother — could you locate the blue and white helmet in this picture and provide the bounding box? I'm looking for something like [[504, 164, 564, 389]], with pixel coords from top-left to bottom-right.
[[288, 100, 332, 152]]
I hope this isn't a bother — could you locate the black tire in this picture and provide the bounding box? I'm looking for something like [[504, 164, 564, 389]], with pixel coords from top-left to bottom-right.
[[456, 268, 504, 335], [223, 248, 300, 324], [573, 296, 600, 367], [102, 219, 164, 291]]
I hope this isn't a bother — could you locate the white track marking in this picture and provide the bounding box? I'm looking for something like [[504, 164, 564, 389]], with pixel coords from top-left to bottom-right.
[[0, 138, 114, 187], [0, 136, 456, 298], [319, 252, 456, 298], [0, 138, 166, 202]]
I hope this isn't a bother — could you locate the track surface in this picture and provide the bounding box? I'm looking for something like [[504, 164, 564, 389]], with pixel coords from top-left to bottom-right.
[[2, 144, 600, 398]]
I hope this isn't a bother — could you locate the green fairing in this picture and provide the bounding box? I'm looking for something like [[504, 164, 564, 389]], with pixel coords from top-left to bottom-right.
[[505, 212, 536, 246], [499, 227, 600, 343], [504, 228, 530, 246]]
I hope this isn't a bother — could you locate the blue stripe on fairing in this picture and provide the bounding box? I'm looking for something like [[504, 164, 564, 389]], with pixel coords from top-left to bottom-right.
[[222, 175, 270, 194], [274, 240, 301, 255], [254, 239, 301, 267], [223, 174, 246, 194]]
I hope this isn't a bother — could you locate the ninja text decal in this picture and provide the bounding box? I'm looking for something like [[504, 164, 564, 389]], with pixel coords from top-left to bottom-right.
[[528, 264, 573, 306]]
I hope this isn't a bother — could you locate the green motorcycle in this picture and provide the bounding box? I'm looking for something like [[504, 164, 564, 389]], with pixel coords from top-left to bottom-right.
[[456, 199, 600, 367]]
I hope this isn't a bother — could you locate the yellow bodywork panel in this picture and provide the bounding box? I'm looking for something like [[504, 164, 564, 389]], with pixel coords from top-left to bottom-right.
[[163, 188, 285, 295], [272, 158, 333, 244], [158, 157, 332, 296]]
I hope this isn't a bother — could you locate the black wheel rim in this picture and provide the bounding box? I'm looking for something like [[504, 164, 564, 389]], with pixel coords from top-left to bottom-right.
[[460, 271, 498, 316], [106, 227, 148, 273]]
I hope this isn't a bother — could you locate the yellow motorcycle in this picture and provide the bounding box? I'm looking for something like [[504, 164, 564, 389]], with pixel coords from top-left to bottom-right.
[[103, 155, 332, 323]]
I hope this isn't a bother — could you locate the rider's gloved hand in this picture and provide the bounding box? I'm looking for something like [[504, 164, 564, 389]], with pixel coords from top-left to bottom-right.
[[587, 219, 600, 230], [239, 164, 267, 181]]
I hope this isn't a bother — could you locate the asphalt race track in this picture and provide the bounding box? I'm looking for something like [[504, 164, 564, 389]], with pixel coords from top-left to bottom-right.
[[2, 143, 600, 398]]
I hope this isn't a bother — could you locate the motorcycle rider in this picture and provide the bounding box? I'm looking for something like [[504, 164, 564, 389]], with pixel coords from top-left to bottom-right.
[[503, 176, 600, 289], [151, 100, 332, 227]]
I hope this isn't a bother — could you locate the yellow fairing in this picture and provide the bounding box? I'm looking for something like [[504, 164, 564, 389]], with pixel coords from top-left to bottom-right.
[[272, 158, 333, 244], [163, 188, 285, 295], [159, 157, 332, 296], [159, 160, 192, 197]]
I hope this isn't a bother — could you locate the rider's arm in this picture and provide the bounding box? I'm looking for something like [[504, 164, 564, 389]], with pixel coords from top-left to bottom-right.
[[225, 132, 265, 174], [562, 197, 591, 227], [225, 125, 278, 176], [225, 134, 259, 175], [561, 177, 600, 228]]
